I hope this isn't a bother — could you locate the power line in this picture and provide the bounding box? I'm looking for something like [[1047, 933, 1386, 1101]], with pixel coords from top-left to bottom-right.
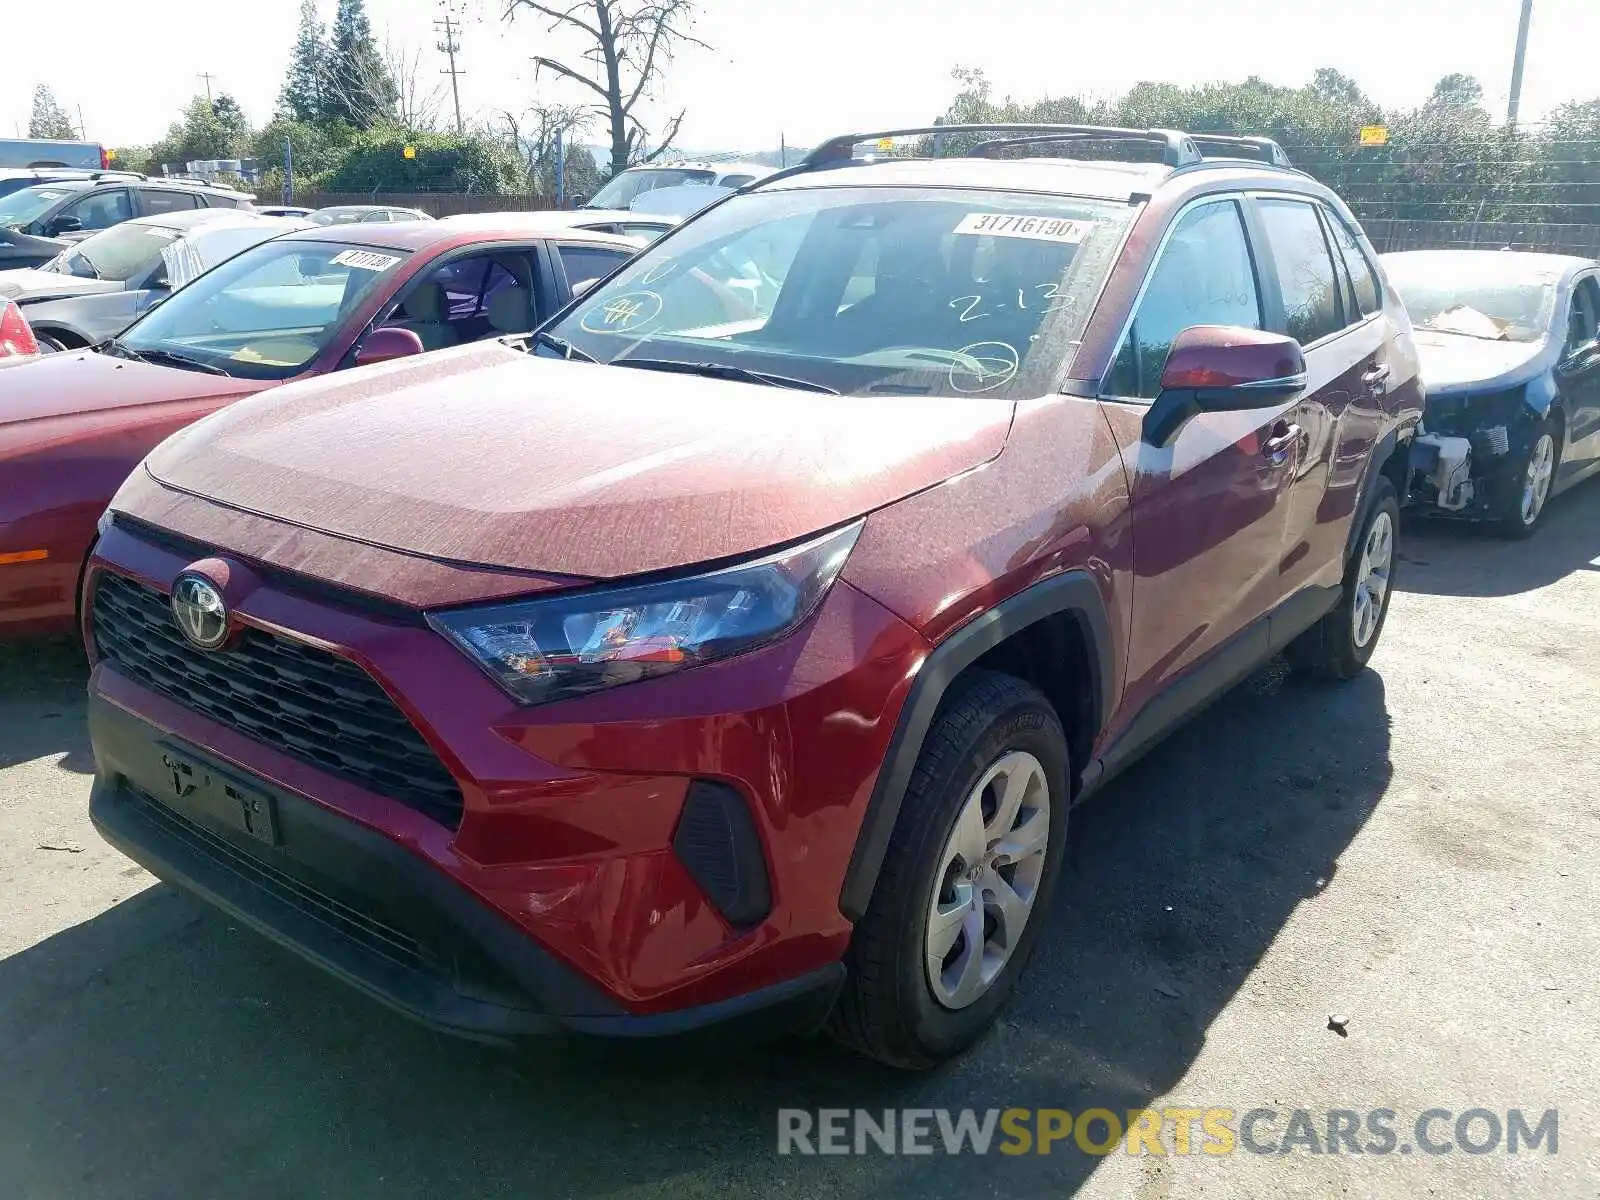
[[434, 4, 465, 136]]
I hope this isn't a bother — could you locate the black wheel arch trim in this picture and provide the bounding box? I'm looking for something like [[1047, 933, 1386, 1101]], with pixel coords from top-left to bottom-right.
[[838, 569, 1113, 923], [1345, 424, 1406, 562]]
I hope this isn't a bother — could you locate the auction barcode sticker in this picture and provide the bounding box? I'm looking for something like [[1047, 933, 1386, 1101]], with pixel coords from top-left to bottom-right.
[[953, 213, 1096, 243], [330, 249, 403, 271]]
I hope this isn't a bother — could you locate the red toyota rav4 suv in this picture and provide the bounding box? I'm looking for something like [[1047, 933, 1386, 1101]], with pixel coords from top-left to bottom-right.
[[83, 125, 1421, 1068]]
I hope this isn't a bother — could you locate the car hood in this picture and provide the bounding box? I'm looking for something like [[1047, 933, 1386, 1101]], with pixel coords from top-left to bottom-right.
[[0, 268, 124, 303], [1412, 330, 1549, 396], [0, 349, 260, 430], [144, 342, 1014, 579]]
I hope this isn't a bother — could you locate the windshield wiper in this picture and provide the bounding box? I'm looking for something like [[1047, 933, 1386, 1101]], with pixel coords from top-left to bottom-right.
[[532, 330, 596, 362], [97, 337, 148, 363], [129, 348, 229, 376], [611, 358, 839, 394]]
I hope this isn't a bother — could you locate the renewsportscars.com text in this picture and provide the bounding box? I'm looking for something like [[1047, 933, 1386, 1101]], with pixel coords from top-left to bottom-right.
[[776, 1107, 1559, 1157]]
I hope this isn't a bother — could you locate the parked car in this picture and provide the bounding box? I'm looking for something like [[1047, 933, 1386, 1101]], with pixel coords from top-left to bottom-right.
[[309, 204, 433, 225], [443, 209, 679, 243], [254, 205, 315, 218], [1, 211, 309, 351], [80, 124, 1420, 1067], [0, 138, 108, 171], [0, 177, 255, 271], [0, 221, 641, 636], [581, 160, 774, 209], [1383, 249, 1600, 537], [0, 168, 144, 201], [0, 297, 39, 360]]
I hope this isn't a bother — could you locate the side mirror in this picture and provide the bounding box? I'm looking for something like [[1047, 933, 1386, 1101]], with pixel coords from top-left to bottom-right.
[[1142, 325, 1307, 447], [354, 326, 425, 367], [47, 214, 83, 237]]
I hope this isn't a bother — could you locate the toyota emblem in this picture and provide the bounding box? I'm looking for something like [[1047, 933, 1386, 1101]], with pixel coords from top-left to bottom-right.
[[170, 573, 230, 650]]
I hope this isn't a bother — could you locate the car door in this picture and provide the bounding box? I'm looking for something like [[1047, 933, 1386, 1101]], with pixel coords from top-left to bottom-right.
[[1247, 195, 1390, 616], [1555, 273, 1600, 480], [1099, 196, 1296, 735], [46, 187, 131, 239]]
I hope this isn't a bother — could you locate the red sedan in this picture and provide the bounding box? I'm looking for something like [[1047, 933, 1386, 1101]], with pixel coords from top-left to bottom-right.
[[0, 219, 641, 636]]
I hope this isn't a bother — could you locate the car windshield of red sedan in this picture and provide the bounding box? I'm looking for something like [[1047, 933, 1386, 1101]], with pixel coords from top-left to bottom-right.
[[543, 186, 1132, 398], [116, 239, 410, 379]]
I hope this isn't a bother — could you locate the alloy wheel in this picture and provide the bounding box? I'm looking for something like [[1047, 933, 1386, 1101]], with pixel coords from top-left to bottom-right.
[[925, 750, 1051, 1010], [1352, 509, 1394, 649], [1521, 432, 1556, 526]]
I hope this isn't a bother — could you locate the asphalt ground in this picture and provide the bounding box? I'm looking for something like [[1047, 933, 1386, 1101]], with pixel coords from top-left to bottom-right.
[[2, 481, 1597, 1198]]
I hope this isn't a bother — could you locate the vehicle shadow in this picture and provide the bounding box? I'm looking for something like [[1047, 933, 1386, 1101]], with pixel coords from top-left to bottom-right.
[[0, 635, 92, 772], [1399, 474, 1600, 598], [0, 664, 1391, 1199]]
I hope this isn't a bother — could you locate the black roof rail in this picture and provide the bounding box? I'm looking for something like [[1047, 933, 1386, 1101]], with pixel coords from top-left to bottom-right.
[[1187, 134, 1293, 167], [802, 124, 1203, 169]]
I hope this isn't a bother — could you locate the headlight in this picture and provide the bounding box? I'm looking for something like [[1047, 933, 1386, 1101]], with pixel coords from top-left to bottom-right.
[[427, 522, 863, 705]]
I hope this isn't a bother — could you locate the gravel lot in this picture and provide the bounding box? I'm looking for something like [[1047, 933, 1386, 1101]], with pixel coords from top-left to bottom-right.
[[2, 483, 1598, 1199]]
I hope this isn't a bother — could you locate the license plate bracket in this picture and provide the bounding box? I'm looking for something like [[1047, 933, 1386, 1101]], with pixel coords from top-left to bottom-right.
[[152, 743, 281, 846]]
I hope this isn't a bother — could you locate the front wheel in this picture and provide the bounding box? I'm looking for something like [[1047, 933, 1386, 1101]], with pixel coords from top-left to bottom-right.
[[1493, 419, 1559, 539], [828, 670, 1069, 1069], [1286, 477, 1399, 680]]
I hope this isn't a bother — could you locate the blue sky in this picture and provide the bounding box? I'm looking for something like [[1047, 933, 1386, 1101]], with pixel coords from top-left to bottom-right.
[[4, 0, 1595, 151]]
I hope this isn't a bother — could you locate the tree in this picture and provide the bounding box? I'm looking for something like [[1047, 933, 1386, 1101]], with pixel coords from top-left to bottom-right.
[[212, 94, 254, 156], [501, 103, 598, 200], [281, 0, 326, 123], [387, 39, 446, 133], [28, 85, 78, 139], [145, 96, 235, 171], [503, 0, 706, 177], [323, 0, 398, 128], [1426, 73, 1486, 113]]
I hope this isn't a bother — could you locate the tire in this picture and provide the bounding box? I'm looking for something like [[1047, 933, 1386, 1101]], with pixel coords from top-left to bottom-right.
[[827, 670, 1070, 1069], [1286, 477, 1399, 680], [34, 333, 75, 354], [1492, 416, 1560, 540]]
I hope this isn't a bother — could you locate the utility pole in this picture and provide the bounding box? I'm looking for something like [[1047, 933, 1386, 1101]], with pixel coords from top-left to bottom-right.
[[434, 4, 466, 135], [1506, 0, 1534, 126], [77, 105, 87, 140], [197, 72, 218, 111]]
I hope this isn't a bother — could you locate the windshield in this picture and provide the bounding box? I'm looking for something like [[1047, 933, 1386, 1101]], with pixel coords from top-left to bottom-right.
[[544, 186, 1132, 399], [1385, 256, 1559, 343], [119, 239, 409, 379], [52, 222, 183, 282], [0, 184, 81, 229], [588, 168, 717, 210]]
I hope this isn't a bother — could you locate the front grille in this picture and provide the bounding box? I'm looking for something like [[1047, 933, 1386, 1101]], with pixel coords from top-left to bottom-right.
[[94, 572, 463, 828], [132, 784, 434, 973]]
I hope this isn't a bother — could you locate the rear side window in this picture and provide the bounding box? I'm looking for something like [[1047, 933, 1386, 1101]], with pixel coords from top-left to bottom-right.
[[558, 244, 631, 292], [140, 189, 201, 215], [1324, 212, 1382, 317], [1257, 198, 1343, 345], [1106, 200, 1263, 399]]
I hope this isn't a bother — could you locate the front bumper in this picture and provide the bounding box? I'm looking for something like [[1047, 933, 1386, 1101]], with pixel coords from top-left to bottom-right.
[[91, 685, 848, 1045]]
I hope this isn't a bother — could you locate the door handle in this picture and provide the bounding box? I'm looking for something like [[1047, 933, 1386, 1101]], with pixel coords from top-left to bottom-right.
[[1262, 421, 1302, 463], [1362, 364, 1391, 395]]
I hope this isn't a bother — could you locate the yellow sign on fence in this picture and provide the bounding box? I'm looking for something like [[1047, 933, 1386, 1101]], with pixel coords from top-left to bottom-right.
[[402, 145, 417, 160], [1358, 125, 1389, 147]]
